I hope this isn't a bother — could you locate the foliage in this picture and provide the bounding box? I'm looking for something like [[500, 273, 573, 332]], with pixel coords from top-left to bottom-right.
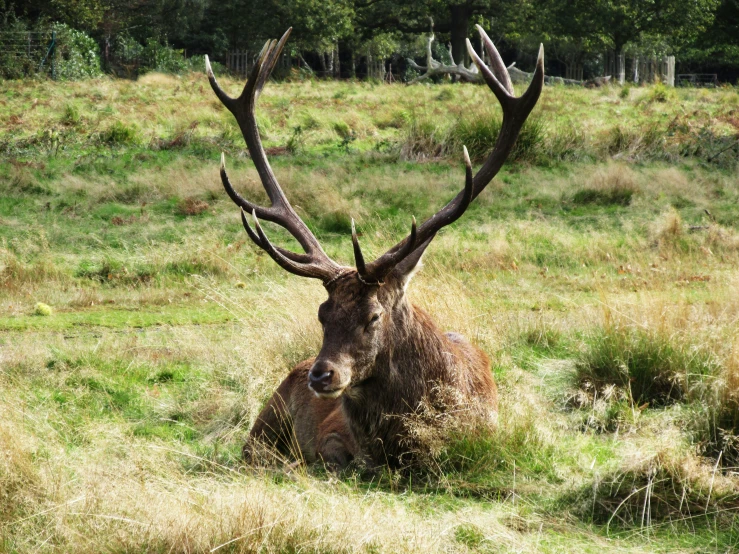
[[51, 22, 102, 79], [3, 0, 739, 82], [0, 19, 38, 78], [140, 38, 189, 74]]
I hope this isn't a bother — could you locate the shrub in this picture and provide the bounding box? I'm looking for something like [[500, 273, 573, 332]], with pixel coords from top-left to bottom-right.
[[140, 38, 189, 74], [52, 23, 102, 80], [0, 21, 37, 79], [0, 22, 101, 80], [111, 33, 143, 66]]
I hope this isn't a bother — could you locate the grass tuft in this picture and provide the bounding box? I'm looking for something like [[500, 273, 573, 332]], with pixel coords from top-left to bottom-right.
[[402, 381, 559, 495], [0, 253, 66, 290], [575, 324, 718, 407], [570, 164, 639, 206], [691, 339, 739, 468], [100, 120, 141, 146], [566, 451, 739, 527], [177, 196, 210, 216], [33, 302, 53, 316]]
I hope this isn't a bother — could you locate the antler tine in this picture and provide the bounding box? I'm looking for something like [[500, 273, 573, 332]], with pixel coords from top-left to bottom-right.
[[218, 154, 312, 263], [207, 29, 344, 283], [361, 146, 472, 281], [355, 216, 418, 284], [465, 38, 512, 110], [255, 31, 291, 98], [470, 41, 544, 195], [351, 219, 368, 278], [243, 210, 333, 280], [361, 38, 544, 283], [475, 25, 514, 96]]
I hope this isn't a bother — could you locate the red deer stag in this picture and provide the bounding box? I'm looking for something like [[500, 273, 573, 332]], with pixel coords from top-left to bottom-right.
[[205, 26, 544, 469]]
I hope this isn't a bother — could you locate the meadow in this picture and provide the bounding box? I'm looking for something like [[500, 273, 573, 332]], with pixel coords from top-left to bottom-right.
[[1, 71, 739, 552]]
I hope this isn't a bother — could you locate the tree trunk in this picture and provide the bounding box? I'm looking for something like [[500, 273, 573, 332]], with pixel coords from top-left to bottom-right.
[[319, 52, 327, 76], [449, 4, 471, 68]]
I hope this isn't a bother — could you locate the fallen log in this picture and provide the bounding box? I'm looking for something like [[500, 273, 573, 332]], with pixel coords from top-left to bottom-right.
[[406, 32, 610, 87]]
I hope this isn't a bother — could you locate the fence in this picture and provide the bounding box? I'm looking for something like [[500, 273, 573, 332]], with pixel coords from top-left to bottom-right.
[[677, 74, 719, 87], [0, 30, 57, 78], [606, 53, 675, 86], [225, 50, 293, 76], [225, 50, 251, 76]]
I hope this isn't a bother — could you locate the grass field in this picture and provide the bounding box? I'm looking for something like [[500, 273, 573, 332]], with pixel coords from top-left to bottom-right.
[[2, 72, 739, 552]]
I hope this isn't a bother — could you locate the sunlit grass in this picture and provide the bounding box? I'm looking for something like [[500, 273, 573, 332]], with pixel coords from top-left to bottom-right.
[[1, 76, 738, 552]]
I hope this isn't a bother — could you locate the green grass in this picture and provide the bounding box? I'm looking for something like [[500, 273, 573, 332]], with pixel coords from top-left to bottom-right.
[[575, 325, 720, 406], [1, 76, 738, 553], [0, 304, 232, 331]]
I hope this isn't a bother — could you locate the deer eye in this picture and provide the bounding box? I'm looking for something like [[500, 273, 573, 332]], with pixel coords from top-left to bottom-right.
[[365, 313, 381, 330]]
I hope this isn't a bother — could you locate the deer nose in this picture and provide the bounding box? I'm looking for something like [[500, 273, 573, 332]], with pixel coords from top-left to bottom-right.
[[309, 361, 334, 386]]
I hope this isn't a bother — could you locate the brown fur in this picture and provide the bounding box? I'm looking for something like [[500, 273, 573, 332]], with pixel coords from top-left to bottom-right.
[[248, 269, 497, 469], [220, 28, 541, 471], [245, 359, 358, 468]]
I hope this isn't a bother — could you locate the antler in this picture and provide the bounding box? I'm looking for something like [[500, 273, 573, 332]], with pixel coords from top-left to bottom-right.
[[353, 25, 545, 284], [205, 28, 344, 283]]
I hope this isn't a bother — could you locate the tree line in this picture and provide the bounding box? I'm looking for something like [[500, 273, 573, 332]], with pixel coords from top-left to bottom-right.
[[4, 0, 739, 81]]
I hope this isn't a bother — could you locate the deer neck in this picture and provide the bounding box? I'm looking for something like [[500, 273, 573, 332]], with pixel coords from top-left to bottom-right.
[[341, 299, 461, 465], [344, 300, 453, 407]]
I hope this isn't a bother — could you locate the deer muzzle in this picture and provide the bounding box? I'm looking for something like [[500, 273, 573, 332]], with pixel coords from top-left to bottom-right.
[[308, 359, 349, 398]]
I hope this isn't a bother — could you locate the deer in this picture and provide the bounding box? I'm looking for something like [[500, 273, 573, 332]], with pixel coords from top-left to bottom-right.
[[204, 25, 544, 470]]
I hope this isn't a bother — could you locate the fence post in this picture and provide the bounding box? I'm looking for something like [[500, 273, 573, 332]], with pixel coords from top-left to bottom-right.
[[51, 31, 56, 80], [633, 56, 639, 84], [665, 56, 675, 87]]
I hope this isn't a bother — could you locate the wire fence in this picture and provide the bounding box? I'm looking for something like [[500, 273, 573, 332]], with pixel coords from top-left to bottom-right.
[[0, 29, 57, 78]]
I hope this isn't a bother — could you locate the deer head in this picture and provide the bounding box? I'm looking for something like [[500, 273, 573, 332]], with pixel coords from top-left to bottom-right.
[[205, 27, 544, 399]]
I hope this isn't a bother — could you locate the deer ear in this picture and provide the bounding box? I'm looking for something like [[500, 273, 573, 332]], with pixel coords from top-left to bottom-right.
[[390, 237, 434, 288]]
